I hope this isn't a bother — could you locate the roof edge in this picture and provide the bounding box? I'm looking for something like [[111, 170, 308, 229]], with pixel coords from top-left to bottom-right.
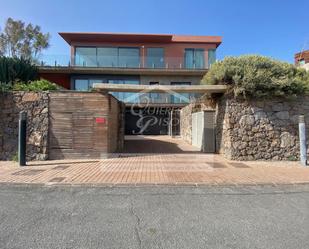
[[58, 32, 222, 46]]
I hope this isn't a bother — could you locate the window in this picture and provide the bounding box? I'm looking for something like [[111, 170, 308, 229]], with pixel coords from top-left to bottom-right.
[[97, 47, 118, 67], [149, 82, 160, 101], [89, 79, 104, 89], [75, 47, 97, 67], [74, 47, 140, 68], [184, 49, 205, 69], [74, 79, 104, 91], [170, 82, 191, 103], [147, 48, 164, 68], [108, 79, 140, 102], [118, 48, 140, 67], [75, 79, 89, 91], [208, 49, 216, 67], [299, 59, 305, 66]]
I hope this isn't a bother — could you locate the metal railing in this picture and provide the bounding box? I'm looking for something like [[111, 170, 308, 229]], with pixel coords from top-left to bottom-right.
[[36, 54, 209, 70]]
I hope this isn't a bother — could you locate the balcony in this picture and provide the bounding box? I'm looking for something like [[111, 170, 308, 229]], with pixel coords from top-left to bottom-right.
[[36, 54, 210, 70]]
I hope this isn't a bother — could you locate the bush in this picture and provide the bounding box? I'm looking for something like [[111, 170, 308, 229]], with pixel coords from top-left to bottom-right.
[[0, 82, 12, 92], [0, 56, 38, 84], [202, 55, 309, 99], [13, 79, 59, 91]]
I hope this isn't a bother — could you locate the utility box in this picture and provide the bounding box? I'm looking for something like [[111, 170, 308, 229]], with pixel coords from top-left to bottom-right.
[[192, 111, 216, 153]]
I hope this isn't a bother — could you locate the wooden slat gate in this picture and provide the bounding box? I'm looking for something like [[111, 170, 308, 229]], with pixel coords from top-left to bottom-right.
[[48, 92, 109, 159]]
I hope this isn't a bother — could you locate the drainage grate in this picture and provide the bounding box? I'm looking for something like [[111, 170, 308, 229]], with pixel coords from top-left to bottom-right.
[[52, 165, 70, 170], [229, 162, 251, 168], [207, 162, 227, 168], [49, 177, 66, 183], [12, 169, 46, 176]]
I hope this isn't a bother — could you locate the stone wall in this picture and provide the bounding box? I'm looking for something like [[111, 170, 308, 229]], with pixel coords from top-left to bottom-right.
[[180, 95, 309, 160], [180, 96, 216, 144], [0, 91, 124, 161], [0, 92, 49, 160], [218, 97, 309, 160]]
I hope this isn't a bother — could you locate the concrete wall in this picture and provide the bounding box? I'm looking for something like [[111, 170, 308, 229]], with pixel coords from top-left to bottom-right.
[[0, 92, 49, 160], [180, 96, 309, 161]]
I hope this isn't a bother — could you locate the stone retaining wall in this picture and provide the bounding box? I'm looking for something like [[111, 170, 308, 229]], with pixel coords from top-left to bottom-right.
[[0, 91, 124, 161], [180, 96, 216, 144], [0, 92, 49, 160], [180, 96, 309, 160]]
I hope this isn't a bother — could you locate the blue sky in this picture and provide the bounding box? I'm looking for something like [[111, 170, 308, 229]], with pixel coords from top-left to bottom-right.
[[0, 0, 308, 63]]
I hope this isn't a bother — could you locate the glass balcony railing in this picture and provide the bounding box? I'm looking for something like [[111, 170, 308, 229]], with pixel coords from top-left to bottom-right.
[[110, 92, 201, 104], [36, 54, 210, 70]]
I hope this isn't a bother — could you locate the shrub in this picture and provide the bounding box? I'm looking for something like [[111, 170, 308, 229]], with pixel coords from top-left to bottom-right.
[[0, 82, 12, 92], [202, 55, 309, 99], [0, 56, 38, 84], [13, 79, 59, 91]]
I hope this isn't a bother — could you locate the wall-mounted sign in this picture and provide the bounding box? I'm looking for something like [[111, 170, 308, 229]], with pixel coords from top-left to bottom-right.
[[95, 117, 106, 124]]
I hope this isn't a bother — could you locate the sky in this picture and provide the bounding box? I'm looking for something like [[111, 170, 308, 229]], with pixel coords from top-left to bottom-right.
[[0, 0, 308, 63]]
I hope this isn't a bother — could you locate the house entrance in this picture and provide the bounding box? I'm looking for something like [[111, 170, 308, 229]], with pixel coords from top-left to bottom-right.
[[124, 106, 181, 136]]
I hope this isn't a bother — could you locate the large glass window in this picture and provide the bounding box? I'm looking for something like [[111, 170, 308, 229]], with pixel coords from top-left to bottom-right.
[[75, 47, 97, 67], [97, 47, 118, 67], [170, 82, 191, 103], [75, 79, 89, 91], [89, 79, 104, 89], [118, 48, 140, 67], [74, 79, 104, 91], [146, 48, 164, 68], [184, 49, 205, 69], [75, 47, 140, 68], [208, 49, 216, 67], [149, 82, 160, 102], [108, 79, 140, 102]]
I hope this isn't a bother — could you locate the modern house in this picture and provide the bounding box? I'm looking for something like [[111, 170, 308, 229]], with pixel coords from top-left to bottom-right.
[[295, 50, 309, 71], [39, 32, 222, 135]]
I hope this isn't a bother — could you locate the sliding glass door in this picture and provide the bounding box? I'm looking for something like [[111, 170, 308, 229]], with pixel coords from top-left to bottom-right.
[[75, 47, 140, 68], [146, 48, 164, 68], [184, 48, 205, 69]]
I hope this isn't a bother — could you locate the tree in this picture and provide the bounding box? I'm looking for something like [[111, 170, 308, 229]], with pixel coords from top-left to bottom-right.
[[0, 18, 50, 60], [202, 55, 309, 99]]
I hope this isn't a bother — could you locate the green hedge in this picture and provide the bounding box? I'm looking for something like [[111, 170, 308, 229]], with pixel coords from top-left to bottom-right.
[[0, 56, 38, 84], [202, 55, 309, 99]]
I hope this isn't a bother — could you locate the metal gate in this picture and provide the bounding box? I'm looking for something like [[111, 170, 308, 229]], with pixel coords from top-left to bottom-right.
[[192, 111, 216, 152]]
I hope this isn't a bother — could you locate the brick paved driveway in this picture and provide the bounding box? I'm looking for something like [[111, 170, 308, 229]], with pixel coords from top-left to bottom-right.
[[1, 154, 309, 186], [123, 135, 201, 153], [1, 136, 309, 186]]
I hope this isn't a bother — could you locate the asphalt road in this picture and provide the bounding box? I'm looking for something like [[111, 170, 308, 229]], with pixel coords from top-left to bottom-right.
[[0, 184, 309, 249]]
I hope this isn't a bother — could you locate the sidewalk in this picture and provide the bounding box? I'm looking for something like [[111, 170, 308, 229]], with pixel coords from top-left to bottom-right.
[[1, 154, 309, 186]]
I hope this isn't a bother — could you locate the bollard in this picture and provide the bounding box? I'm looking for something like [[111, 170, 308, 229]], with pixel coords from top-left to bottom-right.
[[18, 111, 27, 166], [299, 115, 307, 166]]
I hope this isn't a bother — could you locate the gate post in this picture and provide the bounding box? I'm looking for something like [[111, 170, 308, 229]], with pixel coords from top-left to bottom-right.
[[18, 111, 27, 166], [299, 115, 307, 166]]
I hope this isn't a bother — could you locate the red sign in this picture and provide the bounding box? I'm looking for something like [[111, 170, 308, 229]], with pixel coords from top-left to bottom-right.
[[95, 117, 106, 124]]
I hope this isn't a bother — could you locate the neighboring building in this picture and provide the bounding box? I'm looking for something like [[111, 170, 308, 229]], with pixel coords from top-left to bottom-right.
[[39, 32, 222, 135], [295, 50, 309, 71]]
